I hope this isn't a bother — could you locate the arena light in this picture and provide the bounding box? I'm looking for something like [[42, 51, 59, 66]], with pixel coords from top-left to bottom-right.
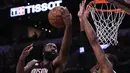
[[10, 0, 62, 17], [79, 47, 85, 53], [42, 28, 44, 30], [49, 30, 51, 33], [79, 44, 110, 53], [28, 3, 30, 5], [45, 29, 48, 31], [35, 25, 37, 27], [100, 44, 110, 49]]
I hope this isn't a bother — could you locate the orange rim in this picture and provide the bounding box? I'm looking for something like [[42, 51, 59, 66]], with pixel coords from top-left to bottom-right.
[[94, 0, 109, 4], [87, 1, 125, 13], [94, 9, 124, 12]]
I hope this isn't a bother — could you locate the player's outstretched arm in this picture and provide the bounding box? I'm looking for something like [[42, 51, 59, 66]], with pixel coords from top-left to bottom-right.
[[83, 16, 113, 73], [16, 44, 37, 73], [78, 0, 86, 31], [78, 2, 114, 73], [52, 7, 72, 70]]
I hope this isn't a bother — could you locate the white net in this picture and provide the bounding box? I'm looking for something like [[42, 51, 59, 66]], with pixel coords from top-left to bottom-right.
[[88, 2, 125, 45]]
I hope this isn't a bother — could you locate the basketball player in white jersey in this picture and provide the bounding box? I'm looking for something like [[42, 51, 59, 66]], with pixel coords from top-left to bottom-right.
[[78, 0, 117, 73]]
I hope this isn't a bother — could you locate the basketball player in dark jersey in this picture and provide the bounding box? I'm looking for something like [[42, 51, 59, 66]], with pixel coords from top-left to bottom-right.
[[16, 7, 72, 73], [78, 0, 117, 73]]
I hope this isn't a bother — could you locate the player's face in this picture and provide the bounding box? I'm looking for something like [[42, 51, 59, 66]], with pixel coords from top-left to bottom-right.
[[44, 43, 58, 60], [44, 43, 58, 54]]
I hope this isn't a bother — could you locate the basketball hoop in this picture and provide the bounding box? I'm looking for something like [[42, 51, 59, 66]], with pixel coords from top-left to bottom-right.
[[87, 0, 125, 45]]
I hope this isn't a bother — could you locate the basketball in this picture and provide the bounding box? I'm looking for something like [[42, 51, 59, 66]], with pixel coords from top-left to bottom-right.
[[48, 6, 65, 28]]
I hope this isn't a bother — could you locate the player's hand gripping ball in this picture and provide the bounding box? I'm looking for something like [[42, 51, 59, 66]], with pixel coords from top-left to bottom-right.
[[48, 6, 66, 28]]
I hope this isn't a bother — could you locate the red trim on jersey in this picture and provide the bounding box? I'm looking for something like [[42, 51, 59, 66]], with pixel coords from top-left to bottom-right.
[[50, 62, 54, 73]]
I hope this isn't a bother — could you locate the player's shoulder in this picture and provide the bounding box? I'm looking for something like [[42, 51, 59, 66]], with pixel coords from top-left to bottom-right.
[[24, 59, 40, 70], [27, 59, 39, 66], [30, 59, 39, 63]]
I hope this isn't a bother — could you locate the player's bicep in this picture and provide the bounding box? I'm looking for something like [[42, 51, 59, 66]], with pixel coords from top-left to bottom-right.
[[55, 65, 64, 73], [52, 55, 67, 69], [24, 66, 30, 73], [52, 56, 62, 67]]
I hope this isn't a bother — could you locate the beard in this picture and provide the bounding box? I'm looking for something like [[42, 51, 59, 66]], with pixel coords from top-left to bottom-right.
[[44, 51, 58, 61]]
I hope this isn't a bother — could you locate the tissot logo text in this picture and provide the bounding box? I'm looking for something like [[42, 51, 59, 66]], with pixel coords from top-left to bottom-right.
[[10, 6, 25, 17], [10, 0, 62, 17]]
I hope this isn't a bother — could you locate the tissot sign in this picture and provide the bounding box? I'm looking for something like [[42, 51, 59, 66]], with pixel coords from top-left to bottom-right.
[[10, 0, 62, 17]]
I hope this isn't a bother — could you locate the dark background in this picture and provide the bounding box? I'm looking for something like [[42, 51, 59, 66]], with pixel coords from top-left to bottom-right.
[[0, 0, 130, 73]]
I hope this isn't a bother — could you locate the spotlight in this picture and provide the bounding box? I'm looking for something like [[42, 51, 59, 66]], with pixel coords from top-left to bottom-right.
[[49, 30, 51, 33], [35, 25, 37, 27], [28, 3, 30, 5], [45, 29, 48, 31], [79, 47, 85, 53], [42, 28, 44, 30]]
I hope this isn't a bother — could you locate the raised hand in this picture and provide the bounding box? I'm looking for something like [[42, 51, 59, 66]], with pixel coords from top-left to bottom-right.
[[62, 7, 72, 26], [78, 0, 86, 18], [83, 5, 90, 18], [19, 44, 33, 60]]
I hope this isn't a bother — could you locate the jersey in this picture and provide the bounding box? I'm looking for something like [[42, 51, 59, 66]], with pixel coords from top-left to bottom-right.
[[30, 61, 55, 73], [92, 70, 116, 73]]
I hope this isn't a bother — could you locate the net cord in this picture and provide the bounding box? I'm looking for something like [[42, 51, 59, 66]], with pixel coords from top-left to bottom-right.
[[88, 2, 125, 45]]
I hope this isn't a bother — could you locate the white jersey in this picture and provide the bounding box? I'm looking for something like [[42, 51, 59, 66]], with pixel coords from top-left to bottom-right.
[[93, 70, 116, 73], [113, 70, 116, 73]]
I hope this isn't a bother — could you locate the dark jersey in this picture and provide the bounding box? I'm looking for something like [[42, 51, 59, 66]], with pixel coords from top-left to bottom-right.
[[30, 61, 55, 73]]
